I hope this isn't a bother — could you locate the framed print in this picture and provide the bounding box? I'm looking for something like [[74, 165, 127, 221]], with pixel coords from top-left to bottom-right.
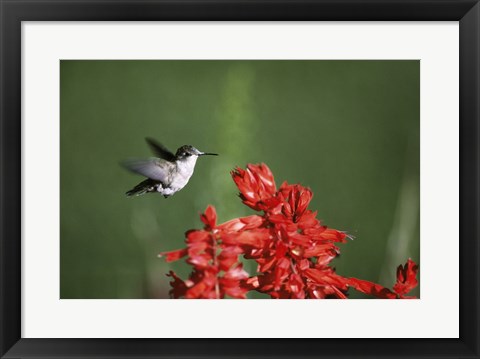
[[1, 0, 479, 358]]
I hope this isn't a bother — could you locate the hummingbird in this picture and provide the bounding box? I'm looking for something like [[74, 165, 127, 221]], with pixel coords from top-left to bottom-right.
[[123, 138, 218, 198]]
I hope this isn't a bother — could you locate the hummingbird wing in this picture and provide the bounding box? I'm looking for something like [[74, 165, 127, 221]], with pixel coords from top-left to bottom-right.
[[122, 158, 173, 183], [145, 138, 176, 162]]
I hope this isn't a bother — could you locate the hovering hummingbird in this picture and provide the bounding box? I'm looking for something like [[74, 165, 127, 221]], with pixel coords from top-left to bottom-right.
[[123, 138, 218, 198]]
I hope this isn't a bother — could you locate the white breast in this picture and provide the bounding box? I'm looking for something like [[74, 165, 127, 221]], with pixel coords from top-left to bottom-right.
[[170, 156, 198, 190]]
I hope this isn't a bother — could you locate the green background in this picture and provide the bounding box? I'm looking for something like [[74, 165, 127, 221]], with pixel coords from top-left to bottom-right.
[[60, 60, 420, 299]]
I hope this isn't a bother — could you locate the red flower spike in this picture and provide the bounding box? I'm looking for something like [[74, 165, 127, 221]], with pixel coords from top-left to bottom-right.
[[393, 258, 419, 296], [159, 163, 419, 299]]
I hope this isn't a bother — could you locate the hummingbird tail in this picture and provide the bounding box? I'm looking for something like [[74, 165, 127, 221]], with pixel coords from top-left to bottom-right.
[[126, 179, 158, 197]]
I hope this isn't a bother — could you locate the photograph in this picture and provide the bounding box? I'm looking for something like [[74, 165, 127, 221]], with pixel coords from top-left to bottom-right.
[[3, 0, 478, 356], [60, 60, 420, 299]]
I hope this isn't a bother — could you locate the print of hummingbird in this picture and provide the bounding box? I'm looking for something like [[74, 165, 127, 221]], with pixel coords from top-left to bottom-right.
[[123, 138, 218, 198]]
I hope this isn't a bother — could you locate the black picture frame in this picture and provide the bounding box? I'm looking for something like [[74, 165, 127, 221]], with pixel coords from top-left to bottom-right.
[[1, 1, 479, 358]]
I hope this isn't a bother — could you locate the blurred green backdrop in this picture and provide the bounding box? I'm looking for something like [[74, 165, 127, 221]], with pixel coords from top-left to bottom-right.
[[60, 60, 420, 299]]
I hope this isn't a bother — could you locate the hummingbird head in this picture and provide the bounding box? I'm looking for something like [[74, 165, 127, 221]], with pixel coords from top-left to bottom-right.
[[175, 145, 218, 160]]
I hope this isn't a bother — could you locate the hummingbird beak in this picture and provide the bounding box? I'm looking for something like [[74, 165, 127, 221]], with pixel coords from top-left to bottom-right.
[[200, 152, 218, 156]]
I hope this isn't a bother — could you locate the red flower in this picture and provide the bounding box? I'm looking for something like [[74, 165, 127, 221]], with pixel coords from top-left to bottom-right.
[[200, 205, 217, 230], [159, 163, 419, 299], [393, 258, 419, 296], [346, 277, 398, 299], [346, 258, 419, 299], [231, 164, 279, 211], [230, 165, 349, 298], [159, 205, 264, 299]]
